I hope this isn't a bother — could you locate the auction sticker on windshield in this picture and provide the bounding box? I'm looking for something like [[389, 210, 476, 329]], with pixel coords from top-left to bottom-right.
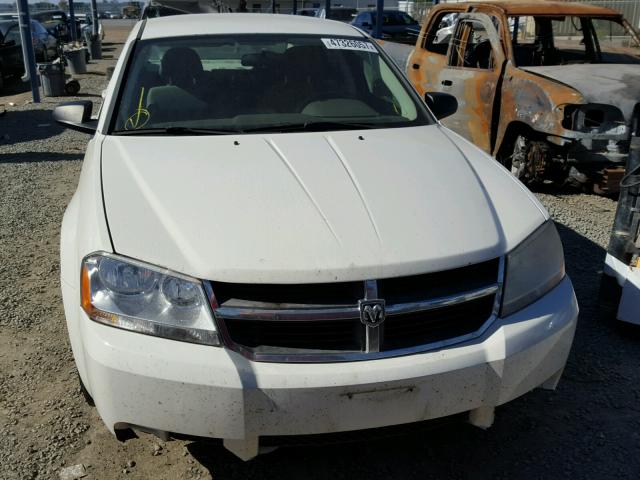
[[321, 38, 378, 53]]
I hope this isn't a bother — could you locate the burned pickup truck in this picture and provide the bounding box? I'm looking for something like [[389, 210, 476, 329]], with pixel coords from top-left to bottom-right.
[[388, 1, 640, 192]]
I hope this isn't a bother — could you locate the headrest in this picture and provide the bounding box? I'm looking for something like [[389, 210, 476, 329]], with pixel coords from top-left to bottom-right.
[[160, 47, 203, 88]]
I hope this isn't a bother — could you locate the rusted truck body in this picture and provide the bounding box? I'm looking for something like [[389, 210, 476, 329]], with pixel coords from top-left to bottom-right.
[[389, 0, 640, 191]]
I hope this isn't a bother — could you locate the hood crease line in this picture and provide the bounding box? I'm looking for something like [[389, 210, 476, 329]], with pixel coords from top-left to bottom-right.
[[325, 135, 382, 243], [264, 137, 342, 244]]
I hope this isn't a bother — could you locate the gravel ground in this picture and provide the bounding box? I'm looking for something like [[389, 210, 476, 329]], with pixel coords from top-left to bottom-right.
[[1, 22, 640, 480]]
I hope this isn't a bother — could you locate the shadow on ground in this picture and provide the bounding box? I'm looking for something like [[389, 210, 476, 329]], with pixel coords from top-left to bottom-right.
[[0, 75, 30, 97], [0, 108, 65, 146], [0, 152, 84, 163], [184, 222, 640, 479]]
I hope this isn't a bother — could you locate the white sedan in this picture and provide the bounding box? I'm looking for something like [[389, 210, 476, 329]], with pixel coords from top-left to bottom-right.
[[55, 13, 578, 460]]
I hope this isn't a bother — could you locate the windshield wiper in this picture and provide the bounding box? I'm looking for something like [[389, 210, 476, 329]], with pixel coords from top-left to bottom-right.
[[112, 122, 381, 136], [242, 121, 380, 133], [112, 126, 240, 136]]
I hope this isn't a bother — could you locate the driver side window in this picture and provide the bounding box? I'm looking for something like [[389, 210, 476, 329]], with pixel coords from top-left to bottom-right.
[[448, 19, 495, 70]]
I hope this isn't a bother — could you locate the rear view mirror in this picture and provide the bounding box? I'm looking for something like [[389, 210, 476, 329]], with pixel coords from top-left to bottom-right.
[[362, 22, 371, 28], [53, 100, 97, 134], [424, 92, 458, 120]]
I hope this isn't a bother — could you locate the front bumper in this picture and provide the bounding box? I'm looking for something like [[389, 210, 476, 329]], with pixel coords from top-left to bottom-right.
[[548, 129, 629, 165], [75, 276, 578, 459]]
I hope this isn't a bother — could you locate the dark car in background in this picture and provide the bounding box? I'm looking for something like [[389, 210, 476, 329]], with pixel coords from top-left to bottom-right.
[[297, 8, 318, 17], [315, 7, 357, 23], [75, 13, 105, 41], [31, 10, 70, 42], [0, 19, 58, 63], [0, 21, 24, 90], [352, 10, 420, 43]]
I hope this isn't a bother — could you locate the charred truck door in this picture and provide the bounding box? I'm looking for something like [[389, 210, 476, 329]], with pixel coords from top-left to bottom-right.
[[437, 13, 505, 153]]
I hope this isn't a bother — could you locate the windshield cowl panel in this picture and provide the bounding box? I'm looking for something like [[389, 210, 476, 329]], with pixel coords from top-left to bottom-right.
[[110, 34, 432, 134]]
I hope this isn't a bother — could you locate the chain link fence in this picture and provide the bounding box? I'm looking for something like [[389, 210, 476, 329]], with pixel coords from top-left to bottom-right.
[[573, 0, 640, 28]]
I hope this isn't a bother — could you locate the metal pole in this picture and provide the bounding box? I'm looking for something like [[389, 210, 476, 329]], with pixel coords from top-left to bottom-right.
[[16, 0, 40, 103], [90, 0, 99, 37], [325, 0, 330, 19], [69, 0, 77, 42], [292, 0, 297, 15], [272, 0, 276, 14], [374, 0, 383, 39]]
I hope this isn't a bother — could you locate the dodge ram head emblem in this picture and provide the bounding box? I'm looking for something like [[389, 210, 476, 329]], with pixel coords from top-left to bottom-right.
[[359, 300, 386, 328]]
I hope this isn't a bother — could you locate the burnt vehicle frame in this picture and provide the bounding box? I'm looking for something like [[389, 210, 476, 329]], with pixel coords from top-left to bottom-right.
[[407, 1, 640, 192]]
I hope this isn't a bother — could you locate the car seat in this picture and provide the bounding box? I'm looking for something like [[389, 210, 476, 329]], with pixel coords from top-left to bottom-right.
[[146, 47, 208, 124]]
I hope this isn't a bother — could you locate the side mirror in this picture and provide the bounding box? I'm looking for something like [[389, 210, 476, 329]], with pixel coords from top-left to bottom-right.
[[424, 92, 458, 120], [53, 100, 97, 134]]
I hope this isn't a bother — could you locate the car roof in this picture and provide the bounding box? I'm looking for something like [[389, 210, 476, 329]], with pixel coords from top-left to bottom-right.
[[32, 10, 66, 16], [141, 13, 364, 40], [372, 10, 413, 14], [433, 0, 621, 17], [0, 18, 46, 34]]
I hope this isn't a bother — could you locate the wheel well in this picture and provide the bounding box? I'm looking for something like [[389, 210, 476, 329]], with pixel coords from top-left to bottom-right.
[[631, 104, 640, 137], [495, 122, 539, 166]]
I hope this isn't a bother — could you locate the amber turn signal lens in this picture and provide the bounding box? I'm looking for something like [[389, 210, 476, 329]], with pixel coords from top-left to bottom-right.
[[81, 263, 92, 315]]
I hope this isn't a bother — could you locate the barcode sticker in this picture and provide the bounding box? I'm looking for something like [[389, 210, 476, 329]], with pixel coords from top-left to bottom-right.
[[321, 38, 378, 53]]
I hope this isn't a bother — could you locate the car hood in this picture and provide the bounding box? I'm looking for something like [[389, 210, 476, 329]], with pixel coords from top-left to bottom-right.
[[101, 126, 546, 283], [522, 64, 640, 122]]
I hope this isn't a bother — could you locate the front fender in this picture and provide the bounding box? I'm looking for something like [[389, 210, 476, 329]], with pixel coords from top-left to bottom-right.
[[494, 63, 585, 155], [60, 134, 112, 392]]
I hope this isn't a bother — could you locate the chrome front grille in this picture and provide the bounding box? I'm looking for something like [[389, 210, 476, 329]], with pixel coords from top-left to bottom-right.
[[208, 258, 503, 363]]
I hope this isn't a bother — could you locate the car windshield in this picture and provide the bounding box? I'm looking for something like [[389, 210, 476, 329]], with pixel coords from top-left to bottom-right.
[[112, 34, 431, 134], [373, 12, 417, 26], [510, 16, 640, 66], [31, 21, 47, 35], [328, 10, 357, 22]]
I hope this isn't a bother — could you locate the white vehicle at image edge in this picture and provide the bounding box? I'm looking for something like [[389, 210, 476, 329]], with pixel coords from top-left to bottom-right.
[[55, 14, 578, 460]]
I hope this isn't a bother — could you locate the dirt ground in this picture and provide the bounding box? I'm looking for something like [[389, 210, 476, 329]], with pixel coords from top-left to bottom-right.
[[1, 20, 640, 480]]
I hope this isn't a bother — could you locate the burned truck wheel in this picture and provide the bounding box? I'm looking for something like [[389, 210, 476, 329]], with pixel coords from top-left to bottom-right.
[[632, 113, 640, 138], [508, 135, 552, 185]]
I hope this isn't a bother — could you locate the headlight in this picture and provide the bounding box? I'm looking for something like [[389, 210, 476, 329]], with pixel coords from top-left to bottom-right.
[[561, 103, 626, 134], [501, 221, 565, 317], [81, 253, 219, 345]]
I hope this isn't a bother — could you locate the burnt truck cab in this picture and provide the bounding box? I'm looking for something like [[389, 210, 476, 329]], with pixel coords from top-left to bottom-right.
[[407, 0, 640, 192]]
